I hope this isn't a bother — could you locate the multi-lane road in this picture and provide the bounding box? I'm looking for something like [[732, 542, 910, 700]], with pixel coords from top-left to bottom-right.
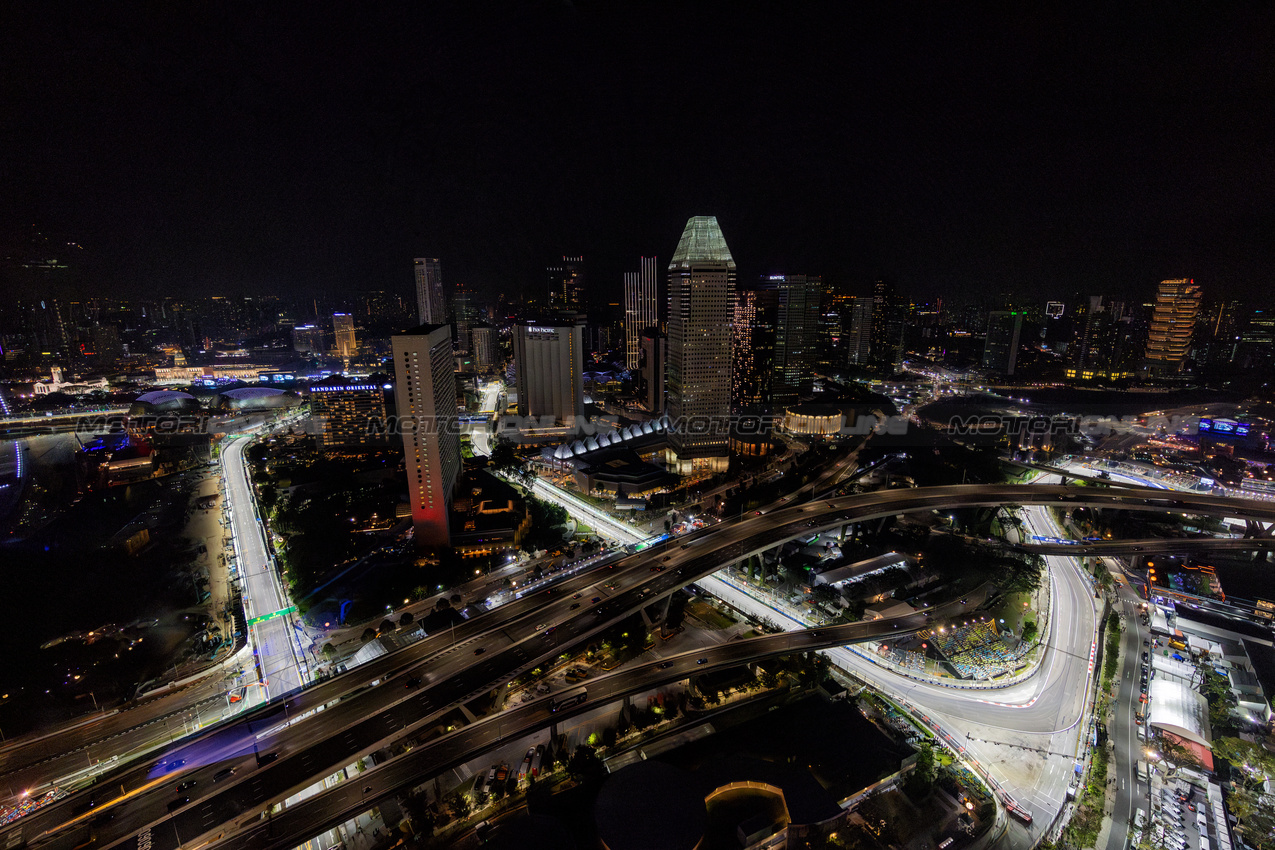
[[11, 483, 1275, 849], [221, 436, 309, 700]]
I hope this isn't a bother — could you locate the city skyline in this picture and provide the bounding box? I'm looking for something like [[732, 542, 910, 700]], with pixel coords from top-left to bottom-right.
[[3, 6, 1273, 306]]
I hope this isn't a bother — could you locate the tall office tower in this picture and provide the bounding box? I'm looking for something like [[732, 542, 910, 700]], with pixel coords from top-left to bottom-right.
[[392, 324, 460, 548], [414, 258, 446, 325], [730, 286, 777, 410], [471, 322, 498, 372], [640, 329, 666, 413], [770, 274, 822, 403], [870, 279, 907, 370], [624, 256, 659, 371], [292, 324, 325, 353], [332, 312, 357, 358], [513, 317, 585, 426], [1198, 300, 1242, 365], [666, 216, 735, 473], [1234, 308, 1275, 371], [1145, 278, 1202, 374], [547, 256, 586, 314], [846, 298, 873, 366], [450, 287, 480, 354], [310, 377, 387, 451], [982, 311, 1023, 375]]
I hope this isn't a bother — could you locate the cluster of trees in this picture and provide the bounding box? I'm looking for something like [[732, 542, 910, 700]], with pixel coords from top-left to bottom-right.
[[1200, 667, 1238, 734], [923, 535, 1044, 594], [523, 496, 570, 552], [1211, 737, 1275, 849]]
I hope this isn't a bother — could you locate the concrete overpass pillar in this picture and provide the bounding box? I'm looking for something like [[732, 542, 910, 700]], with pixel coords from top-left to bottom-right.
[[1243, 520, 1275, 539]]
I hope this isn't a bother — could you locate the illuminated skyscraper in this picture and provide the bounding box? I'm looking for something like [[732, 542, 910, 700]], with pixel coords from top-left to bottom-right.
[[392, 324, 460, 548], [292, 324, 325, 353], [640, 329, 666, 413], [332, 312, 357, 357], [450, 287, 480, 354], [547, 256, 586, 314], [310, 377, 386, 450], [666, 216, 734, 473], [513, 317, 585, 426], [982, 311, 1023, 375], [471, 322, 498, 372], [414, 258, 446, 325], [870, 279, 907, 370], [624, 256, 659, 371], [731, 286, 776, 410], [770, 274, 822, 403], [1145, 278, 1201, 374], [846, 298, 872, 366]]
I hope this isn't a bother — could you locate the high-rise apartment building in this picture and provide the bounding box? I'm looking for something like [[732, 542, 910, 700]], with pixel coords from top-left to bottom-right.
[[666, 216, 734, 473], [332, 312, 357, 358], [982, 311, 1023, 375], [770, 274, 822, 403], [846, 298, 873, 366], [310, 377, 386, 450], [731, 286, 777, 410], [640, 329, 666, 413], [471, 322, 498, 372], [513, 317, 585, 427], [392, 324, 460, 548], [1065, 296, 1140, 381], [1145, 278, 1202, 374], [414, 258, 446, 325], [547, 256, 586, 314], [624, 256, 659, 371]]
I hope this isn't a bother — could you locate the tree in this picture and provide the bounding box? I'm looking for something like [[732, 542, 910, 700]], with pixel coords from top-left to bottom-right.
[[399, 611, 414, 627], [1021, 620, 1038, 644], [904, 742, 938, 798], [361, 628, 377, 643], [1213, 736, 1275, 776], [379, 618, 396, 633], [321, 643, 336, 659]]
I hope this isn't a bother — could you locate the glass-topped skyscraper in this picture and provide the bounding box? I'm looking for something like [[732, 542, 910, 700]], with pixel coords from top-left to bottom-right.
[[666, 216, 734, 474]]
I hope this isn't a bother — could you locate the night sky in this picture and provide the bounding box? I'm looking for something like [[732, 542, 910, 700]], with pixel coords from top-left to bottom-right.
[[3, 4, 1273, 306]]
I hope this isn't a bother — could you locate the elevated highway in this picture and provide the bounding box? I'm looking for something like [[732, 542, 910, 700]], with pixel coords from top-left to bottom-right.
[[15, 483, 1275, 849]]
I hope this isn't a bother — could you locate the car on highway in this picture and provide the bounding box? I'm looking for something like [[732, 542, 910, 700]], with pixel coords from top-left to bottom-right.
[[405, 676, 422, 688], [697, 658, 707, 665], [257, 751, 279, 766], [177, 780, 197, 792], [168, 796, 190, 812], [535, 623, 546, 631], [213, 768, 236, 782], [658, 661, 674, 669], [570, 603, 580, 609], [573, 593, 582, 599], [474, 647, 485, 655], [591, 596, 601, 603]]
